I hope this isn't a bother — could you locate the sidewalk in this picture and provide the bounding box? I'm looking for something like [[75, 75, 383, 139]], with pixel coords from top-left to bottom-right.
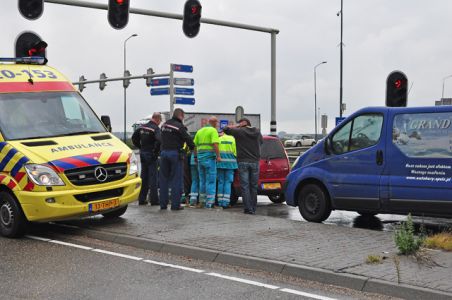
[[59, 204, 452, 299]]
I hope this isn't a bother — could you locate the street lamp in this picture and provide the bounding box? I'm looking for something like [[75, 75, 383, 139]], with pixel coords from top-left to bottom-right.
[[314, 61, 327, 141], [123, 33, 138, 142], [337, 0, 344, 117], [442, 75, 452, 99]]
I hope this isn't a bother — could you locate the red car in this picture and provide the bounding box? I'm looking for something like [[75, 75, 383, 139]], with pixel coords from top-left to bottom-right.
[[230, 135, 290, 205]]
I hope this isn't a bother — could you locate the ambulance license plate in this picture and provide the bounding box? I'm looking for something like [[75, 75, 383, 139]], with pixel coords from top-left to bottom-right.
[[262, 183, 281, 190], [89, 199, 120, 213]]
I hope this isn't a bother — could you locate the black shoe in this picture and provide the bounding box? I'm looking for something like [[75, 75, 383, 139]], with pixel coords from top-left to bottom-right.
[[138, 201, 148, 206], [171, 206, 184, 211], [244, 210, 255, 215], [160, 206, 168, 210], [150, 202, 160, 206]]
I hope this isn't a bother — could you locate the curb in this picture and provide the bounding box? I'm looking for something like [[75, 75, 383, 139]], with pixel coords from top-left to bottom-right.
[[51, 225, 452, 300]]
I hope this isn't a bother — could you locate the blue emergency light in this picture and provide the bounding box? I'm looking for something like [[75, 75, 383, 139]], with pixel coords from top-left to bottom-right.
[[0, 57, 46, 65]]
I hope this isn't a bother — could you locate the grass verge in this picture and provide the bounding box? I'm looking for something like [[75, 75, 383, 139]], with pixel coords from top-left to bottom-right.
[[424, 233, 452, 251]]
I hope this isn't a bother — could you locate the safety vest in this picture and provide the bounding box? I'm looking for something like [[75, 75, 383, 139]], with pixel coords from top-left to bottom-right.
[[194, 125, 220, 161], [217, 134, 238, 169]]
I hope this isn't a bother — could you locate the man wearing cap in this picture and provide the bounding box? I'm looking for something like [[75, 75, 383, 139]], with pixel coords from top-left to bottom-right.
[[217, 129, 238, 208], [193, 116, 221, 208], [224, 118, 263, 214]]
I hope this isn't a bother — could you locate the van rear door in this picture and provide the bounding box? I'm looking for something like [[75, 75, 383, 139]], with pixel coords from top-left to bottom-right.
[[387, 109, 452, 216]]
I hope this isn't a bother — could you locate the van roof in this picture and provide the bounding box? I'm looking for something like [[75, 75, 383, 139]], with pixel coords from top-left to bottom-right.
[[355, 105, 452, 115], [0, 64, 75, 94]]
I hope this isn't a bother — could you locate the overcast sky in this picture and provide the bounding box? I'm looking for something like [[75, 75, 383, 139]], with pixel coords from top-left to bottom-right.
[[2, 0, 452, 134]]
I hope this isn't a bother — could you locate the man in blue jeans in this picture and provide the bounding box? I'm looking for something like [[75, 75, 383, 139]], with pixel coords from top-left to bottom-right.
[[160, 108, 195, 211], [224, 118, 263, 214]]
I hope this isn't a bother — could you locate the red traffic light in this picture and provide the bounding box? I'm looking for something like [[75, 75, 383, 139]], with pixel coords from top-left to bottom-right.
[[394, 79, 402, 89], [191, 5, 200, 15], [116, 0, 125, 4]]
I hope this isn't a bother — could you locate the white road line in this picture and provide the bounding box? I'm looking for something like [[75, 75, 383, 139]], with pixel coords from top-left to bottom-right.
[[280, 288, 338, 300], [206, 272, 280, 290], [92, 249, 143, 261], [26, 236, 338, 299], [48, 240, 93, 250], [144, 259, 204, 273]]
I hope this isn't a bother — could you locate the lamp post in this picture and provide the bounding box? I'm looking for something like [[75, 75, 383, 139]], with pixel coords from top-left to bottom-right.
[[338, 0, 344, 117], [314, 61, 327, 141], [123, 33, 138, 142], [442, 75, 452, 99]]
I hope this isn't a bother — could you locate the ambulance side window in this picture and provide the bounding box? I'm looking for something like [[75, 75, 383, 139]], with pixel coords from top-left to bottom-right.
[[62, 96, 85, 125]]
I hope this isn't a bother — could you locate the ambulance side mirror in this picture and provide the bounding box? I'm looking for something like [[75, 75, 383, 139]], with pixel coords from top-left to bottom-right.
[[101, 115, 112, 132]]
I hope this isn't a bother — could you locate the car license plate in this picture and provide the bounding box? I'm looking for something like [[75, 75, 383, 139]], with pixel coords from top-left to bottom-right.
[[89, 198, 120, 213], [262, 183, 281, 190]]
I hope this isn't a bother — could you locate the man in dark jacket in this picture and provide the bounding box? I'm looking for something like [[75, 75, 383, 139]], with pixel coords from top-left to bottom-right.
[[132, 112, 162, 206], [223, 118, 263, 214], [160, 108, 195, 210]]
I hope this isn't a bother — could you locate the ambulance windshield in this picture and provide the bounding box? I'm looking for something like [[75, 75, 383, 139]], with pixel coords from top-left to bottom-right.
[[0, 92, 106, 140]]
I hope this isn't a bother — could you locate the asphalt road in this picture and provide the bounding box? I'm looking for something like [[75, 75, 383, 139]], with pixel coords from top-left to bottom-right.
[[0, 234, 397, 300]]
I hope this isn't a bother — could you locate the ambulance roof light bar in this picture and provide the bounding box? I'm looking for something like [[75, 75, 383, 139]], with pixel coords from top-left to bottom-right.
[[0, 57, 46, 65]]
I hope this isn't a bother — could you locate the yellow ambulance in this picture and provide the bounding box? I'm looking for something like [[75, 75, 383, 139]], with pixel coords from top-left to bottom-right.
[[0, 59, 141, 237]]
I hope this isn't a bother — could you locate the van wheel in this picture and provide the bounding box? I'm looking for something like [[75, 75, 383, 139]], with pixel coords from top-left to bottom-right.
[[268, 194, 285, 203], [298, 184, 331, 222], [0, 191, 28, 238], [102, 205, 128, 219]]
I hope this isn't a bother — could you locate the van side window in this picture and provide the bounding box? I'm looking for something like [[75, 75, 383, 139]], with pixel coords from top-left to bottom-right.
[[332, 114, 383, 154], [393, 112, 452, 158]]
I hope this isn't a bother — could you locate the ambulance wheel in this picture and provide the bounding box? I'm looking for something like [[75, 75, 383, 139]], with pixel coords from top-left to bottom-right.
[[268, 194, 285, 203], [102, 205, 128, 219], [0, 191, 28, 238], [298, 184, 331, 223]]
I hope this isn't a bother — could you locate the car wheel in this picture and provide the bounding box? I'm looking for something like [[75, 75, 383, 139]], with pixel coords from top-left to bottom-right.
[[357, 211, 378, 217], [311, 142, 316, 146], [0, 191, 28, 238], [298, 184, 331, 222], [268, 194, 285, 203], [102, 205, 128, 218], [295, 142, 301, 147]]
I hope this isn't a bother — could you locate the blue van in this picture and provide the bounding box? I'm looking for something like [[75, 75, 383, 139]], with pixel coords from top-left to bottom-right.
[[285, 106, 452, 222]]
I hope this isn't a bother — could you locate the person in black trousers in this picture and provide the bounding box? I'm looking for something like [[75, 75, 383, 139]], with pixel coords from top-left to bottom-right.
[[132, 112, 162, 206]]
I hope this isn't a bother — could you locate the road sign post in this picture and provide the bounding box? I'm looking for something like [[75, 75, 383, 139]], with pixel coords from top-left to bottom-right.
[[169, 64, 175, 115]]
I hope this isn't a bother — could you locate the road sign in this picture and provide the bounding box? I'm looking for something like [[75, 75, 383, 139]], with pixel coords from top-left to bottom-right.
[[175, 97, 195, 105], [173, 64, 193, 73], [150, 78, 170, 86], [175, 87, 194, 96], [335, 117, 346, 126], [174, 78, 195, 86], [220, 120, 229, 129], [235, 106, 244, 122], [151, 87, 170, 96]]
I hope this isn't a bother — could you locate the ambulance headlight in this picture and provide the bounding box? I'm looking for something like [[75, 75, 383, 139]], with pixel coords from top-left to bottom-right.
[[25, 164, 65, 186], [129, 152, 138, 175]]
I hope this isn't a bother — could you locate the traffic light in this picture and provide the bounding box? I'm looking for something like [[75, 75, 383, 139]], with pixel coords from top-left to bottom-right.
[[108, 0, 130, 30], [183, 0, 202, 38], [15, 31, 47, 64], [123, 70, 131, 88], [18, 0, 44, 20], [386, 71, 408, 107], [145, 68, 154, 87], [79, 76, 87, 92], [99, 73, 107, 91]]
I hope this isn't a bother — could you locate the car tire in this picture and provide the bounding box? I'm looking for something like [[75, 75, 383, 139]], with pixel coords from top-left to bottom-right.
[[268, 194, 285, 203], [295, 142, 301, 147], [0, 191, 28, 238], [102, 205, 128, 218], [298, 184, 331, 222], [311, 142, 316, 146], [357, 211, 378, 217]]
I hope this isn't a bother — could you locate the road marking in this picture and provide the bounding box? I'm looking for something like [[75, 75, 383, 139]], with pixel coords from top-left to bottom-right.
[[144, 259, 204, 273], [206, 272, 279, 290], [92, 249, 143, 261], [26, 236, 338, 300], [280, 288, 338, 300]]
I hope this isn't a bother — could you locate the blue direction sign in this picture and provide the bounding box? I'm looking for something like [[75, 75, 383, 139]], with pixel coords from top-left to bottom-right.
[[174, 78, 195, 86], [175, 87, 194, 96], [150, 87, 170, 96], [173, 64, 193, 73], [175, 97, 195, 105], [335, 117, 346, 126], [220, 120, 229, 129], [150, 78, 170, 86]]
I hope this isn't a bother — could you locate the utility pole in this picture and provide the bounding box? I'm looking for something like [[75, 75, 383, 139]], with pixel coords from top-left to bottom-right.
[[339, 0, 344, 117]]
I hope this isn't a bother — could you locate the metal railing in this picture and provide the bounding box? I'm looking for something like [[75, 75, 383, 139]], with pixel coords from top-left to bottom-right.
[[284, 146, 311, 165]]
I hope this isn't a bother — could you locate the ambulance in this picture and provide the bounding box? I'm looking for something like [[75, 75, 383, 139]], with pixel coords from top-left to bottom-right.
[[0, 58, 141, 237]]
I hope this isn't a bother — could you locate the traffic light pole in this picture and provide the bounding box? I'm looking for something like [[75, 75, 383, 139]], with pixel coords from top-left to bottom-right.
[[72, 72, 170, 87], [44, 0, 280, 135]]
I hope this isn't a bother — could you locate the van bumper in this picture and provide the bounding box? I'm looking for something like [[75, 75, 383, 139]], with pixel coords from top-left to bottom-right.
[[16, 177, 142, 222]]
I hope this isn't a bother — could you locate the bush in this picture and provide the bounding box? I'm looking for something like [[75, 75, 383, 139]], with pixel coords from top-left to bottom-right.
[[394, 214, 425, 255]]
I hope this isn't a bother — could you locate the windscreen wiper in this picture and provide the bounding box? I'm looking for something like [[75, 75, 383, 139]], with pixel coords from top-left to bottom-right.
[[59, 131, 102, 136]]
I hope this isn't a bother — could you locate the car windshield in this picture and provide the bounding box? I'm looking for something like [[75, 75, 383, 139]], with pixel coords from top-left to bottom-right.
[[261, 139, 286, 159], [0, 92, 106, 140]]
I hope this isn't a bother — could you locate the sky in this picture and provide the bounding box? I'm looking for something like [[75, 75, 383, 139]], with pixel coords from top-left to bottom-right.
[[2, 0, 452, 135]]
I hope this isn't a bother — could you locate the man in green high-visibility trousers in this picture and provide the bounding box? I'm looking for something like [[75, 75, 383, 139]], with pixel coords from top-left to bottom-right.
[[193, 117, 221, 208], [217, 130, 238, 208]]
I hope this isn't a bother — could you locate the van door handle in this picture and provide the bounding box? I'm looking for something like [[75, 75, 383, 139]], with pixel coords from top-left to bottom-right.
[[376, 150, 384, 165]]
